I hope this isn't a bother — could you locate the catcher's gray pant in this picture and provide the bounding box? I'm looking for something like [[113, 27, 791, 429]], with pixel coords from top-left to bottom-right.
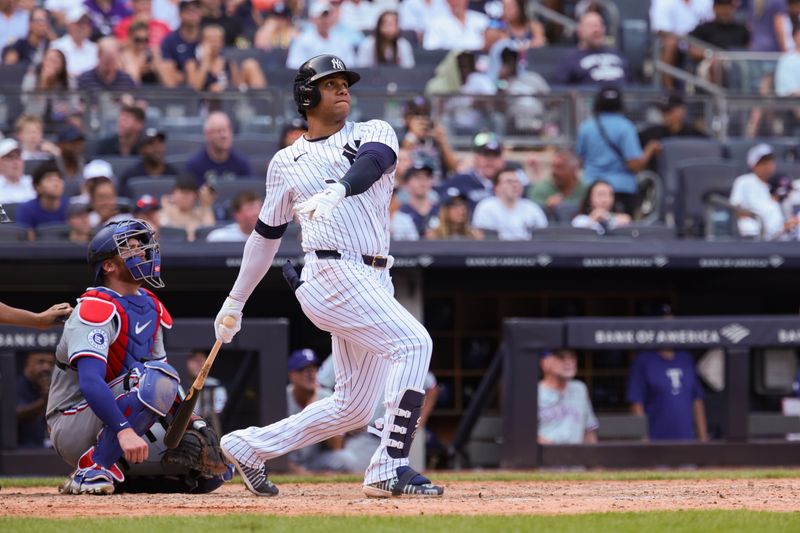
[[48, 378, 185, 477], [222, 253, 432, 484]]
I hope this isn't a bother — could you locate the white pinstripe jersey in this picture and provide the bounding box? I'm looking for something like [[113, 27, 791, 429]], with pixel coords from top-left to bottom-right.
[[259, 119, 399, 256]]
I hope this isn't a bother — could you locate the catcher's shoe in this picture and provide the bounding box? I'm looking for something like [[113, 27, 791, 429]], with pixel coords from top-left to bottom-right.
[[59, 466, 116, 495], [363, 466, 444, 498], [221, 447, 279, 497]]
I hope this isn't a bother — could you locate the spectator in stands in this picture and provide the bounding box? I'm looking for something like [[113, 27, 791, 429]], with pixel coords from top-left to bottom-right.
[[96, 104, 145, 157], [120, 128, 178, 192], [285, 349, 352, 473], [76, 37, 137, 91], [0, 0, 28, 50], [20, 48, 76, 130], [400, 96, 459, 179], [650, 0, 713, 88], [66, 201, 92, 243], [426, 189, 482, 239], [484, 0, 546, 52], [639, 92, 707, 171], [0, 139, 35, 204], [85, 167, 130, 227], [206, 190, 262, 241], [399, 0, 449, 39], [556, 11, 627, 86], [688, 0, 750, 76], [730, 143, 794, 239], [576, 86, 661, 215], [279, 117, 307, 149], [472, 164, 548, 240], [538, 349, 598, 445], [441, 132, 506, 209], [355, 10, 415, 68], [186, 111, 251, 187], [2, 7, 52, 67], [339, 0, 380, 33], [120, 21, 162, 85], [85, 0, 132, 40], [528, 149, 587, 221], [487, 41, 550, 132], [15, 115, 60, 162], [17, 351, 56, 448], [115, 0, 171, 47], [285, 0, 356, 68], [627, 338, 709, 440], [775, 24, 800, 96], [185, 24, 266, 92], [422, 0, 489, 51], [571, 179, 631, 235], [15, 162, 67, 240], [390, 187, 419, 240], [51, 6, 98, 78], [253, 1, 299, 50], [132, 193, 162, 237], [400, 158, 440, 238], [750, 0, 790, 53], [159, 174, 215, 241], [768, 173, 800, 240], [200, 0, 242, 46], [159, 0, 202, 87], [54, 124, 86, 183], [185, 349, 228, 435]]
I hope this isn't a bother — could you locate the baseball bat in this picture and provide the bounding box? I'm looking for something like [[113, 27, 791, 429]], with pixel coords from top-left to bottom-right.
[[164, 316, 235, 449]]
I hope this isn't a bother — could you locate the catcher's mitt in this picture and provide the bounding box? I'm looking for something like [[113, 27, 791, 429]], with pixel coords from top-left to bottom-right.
[[162, 422, 229, 477]]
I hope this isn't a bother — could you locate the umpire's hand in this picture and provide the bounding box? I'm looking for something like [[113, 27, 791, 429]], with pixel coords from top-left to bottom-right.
[[117, 428, 149, 463], [215, 297, 244, 343]]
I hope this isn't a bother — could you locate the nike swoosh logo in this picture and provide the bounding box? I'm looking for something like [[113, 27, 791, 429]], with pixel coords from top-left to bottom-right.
[[134, 320, 152, 335], [119, 422, 127, 427], [294, 152, 308, 162]]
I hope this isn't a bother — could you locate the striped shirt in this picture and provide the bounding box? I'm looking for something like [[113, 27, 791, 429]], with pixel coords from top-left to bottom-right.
[[259, 120, 399, 256]]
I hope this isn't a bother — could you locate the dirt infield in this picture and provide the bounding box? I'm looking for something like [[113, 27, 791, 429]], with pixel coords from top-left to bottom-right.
[[2, 478, 800, 517]]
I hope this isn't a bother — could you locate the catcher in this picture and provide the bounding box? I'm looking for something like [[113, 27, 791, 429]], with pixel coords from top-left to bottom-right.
[[46, 219, 230, 495]]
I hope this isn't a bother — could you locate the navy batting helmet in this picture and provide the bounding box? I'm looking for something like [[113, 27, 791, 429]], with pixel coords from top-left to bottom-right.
[[293, 54, 360, 117], [88, 219, 164, 288]]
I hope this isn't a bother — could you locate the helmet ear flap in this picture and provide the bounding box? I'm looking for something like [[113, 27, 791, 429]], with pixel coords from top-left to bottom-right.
[[298, 82, 320, 111]]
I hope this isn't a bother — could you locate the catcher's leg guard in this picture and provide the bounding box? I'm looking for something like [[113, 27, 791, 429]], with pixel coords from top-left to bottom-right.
[[382, 388, 425, 460]]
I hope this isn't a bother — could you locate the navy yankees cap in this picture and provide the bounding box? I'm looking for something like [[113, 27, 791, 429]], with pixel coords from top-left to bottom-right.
[[288, 348, 320, 371]]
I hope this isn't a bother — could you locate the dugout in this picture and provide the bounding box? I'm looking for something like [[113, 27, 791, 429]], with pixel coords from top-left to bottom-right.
[[0, 319, 288, 476], [499, 317, 800, 469]]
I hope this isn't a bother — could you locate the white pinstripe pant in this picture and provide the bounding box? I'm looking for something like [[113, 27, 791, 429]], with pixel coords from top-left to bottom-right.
[[221, 253, 432, 484]]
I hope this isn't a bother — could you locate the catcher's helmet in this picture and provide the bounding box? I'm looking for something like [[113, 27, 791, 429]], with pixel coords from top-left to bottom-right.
[[88, 219, 164, 289], [293, 54, 360, 117]]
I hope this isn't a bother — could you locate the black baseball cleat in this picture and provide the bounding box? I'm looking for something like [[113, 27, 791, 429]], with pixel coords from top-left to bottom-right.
[[221, 447, 279, 497], [363, 466, 444, 498]]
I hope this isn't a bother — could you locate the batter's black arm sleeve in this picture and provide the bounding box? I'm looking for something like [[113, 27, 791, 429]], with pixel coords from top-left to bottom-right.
[[255, 219, 288, 239], [339, 142, 396, 197]]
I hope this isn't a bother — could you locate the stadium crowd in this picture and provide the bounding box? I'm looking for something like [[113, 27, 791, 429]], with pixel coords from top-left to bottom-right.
[[0, 0, 799, 243]]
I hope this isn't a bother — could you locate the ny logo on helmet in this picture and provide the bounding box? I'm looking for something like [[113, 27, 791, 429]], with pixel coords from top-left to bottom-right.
[[331, 58, 344, 70]]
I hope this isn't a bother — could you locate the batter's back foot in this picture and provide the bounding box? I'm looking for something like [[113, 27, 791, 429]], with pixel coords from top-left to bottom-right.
[[363, 466, 444, 498]]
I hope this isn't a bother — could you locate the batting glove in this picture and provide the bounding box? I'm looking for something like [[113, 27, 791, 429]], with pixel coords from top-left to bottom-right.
[[214, 297, 244, 343], [295, 183, 346, 221]]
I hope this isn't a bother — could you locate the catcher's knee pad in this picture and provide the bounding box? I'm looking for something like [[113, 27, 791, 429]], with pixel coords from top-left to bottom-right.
[[138, 360, 180, 416], [93, 389, 163, 469], [383, 388, 424, 460]]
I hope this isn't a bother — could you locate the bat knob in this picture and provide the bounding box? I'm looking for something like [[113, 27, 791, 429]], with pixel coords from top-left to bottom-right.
[[222, 315, 237, 328]]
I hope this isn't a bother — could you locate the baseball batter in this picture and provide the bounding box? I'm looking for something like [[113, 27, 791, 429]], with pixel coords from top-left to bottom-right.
[[47, 219, 230, 495], [214, 54, 443, 498]]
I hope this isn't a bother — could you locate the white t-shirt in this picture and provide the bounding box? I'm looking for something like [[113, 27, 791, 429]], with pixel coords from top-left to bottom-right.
[[730, 172, 785, 239], [422, 9, 489, 51], [399, 0, 450, 34], [52, 36, 99, 78], [206, 223, 249, 242], [775, 52, 800, 96], [390, 210, 419, 241], [650, 0, 713, 36], [472, 196, 548, 240], [0, 174, 35, 204], [286, 29, 356, 69], [0, 9, 28, 48], [338, 0, 380, 32]]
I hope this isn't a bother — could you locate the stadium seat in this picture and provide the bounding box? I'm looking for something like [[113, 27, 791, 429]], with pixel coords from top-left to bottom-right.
[[674, 158, 740, 237], [552, 202, 580, 224], [97, 156, 140, 182], [164, 137, 205, 156], [247, 156, 269, 177], [36, 223, 70, 242], [0, 202, 20, 221], [0, 224, 28, 242], [234, 136, 280, 159], [607, 224, 676, 239], [776, 162, 800, 180], [23, 158, 54, 176], [531, 226, 601, 240], [125, 176, 177, 200], [159, 226, 188, 242], [524, 46, 574, 84], [212, 178, 265, 211], [657, 138, 724, 216], [194, 224, 227, 241]]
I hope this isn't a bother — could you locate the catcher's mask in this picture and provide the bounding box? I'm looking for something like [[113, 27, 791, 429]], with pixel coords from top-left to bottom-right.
[[88, 219, 164, 289]]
